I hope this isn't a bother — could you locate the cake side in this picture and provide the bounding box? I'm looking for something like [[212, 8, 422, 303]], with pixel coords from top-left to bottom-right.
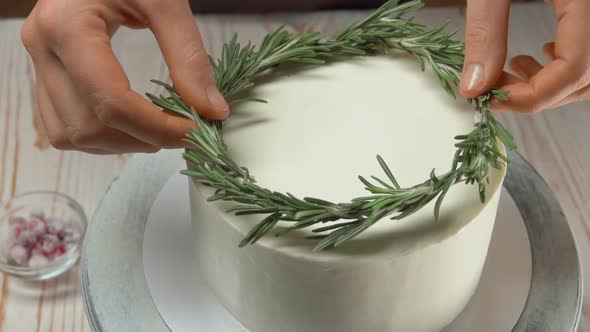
[[189, 172, 503, 332]]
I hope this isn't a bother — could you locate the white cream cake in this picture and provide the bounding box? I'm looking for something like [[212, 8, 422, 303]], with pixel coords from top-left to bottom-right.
[[188, 54, 506, 332]]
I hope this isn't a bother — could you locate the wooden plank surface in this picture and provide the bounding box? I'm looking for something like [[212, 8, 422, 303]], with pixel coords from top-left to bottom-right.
[[0, 2, 587, 331]]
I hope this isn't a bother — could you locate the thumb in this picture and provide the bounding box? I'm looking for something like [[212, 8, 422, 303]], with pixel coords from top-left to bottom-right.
[[460, 0, 511, 98], [148, 2, 229, 120]]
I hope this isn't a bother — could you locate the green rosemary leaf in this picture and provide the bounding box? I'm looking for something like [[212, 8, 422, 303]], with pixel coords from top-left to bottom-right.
[[491, 89, 509, 101], [239, 213, 281, 247], [313, 225, 353, 251], [434, 176, 454, 222], [303, 197, 336, 206], [312, 220, 361, 233], [207, 194, 226, 202], [429, 169, 439, 183], [490, 118, 517, 150], [277, 212, 334, 236], [479, 188, 486, 203], [333, 221, 373, 247], [294, 209, 327, 220], [376, 155, 401, 189], [370, 176, 395, 189], [358, 176, 376, 190], [233, 207, 279, 215]]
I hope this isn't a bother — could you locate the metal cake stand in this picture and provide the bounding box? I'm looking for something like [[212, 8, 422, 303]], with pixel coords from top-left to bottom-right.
[[81, 149, 582, 332]]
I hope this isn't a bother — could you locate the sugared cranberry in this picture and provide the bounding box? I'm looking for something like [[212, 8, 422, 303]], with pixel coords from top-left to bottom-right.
[[5, 212, 77, 267], [41, 234, 59, 253], [47, 244, 66, 261], [47, 219, 65, 238], [11, 223, 24, 239], [28, 217, 47, 236], [17, 230, 38, 248], [31, 242, 44, 256], [9, 245, 29, 265], [3, 240, 15, 258], [28, 254, 49, 267]]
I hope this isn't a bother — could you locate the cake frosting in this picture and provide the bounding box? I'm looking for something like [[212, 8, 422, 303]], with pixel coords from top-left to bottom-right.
[[189, 54, 506, 332]]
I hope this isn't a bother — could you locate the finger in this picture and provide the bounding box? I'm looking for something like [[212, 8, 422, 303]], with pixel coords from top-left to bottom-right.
[[497, 71, 524, 86], [31, 69, 50, 150], [36, 76, 109, 154], [53, 17, 196, 149], [491, 0, 589, 113], [35, 47, 160, 153], [509, 55, 543, 80], [491, 60, 581, 113], [489, 72, 525, 112], [460, 0, 511, 98], [23, 15, 110, 154], [146, 1, 229, 120], [35, 73, 74, 151], [542, 42, 556, 61], [552, 83, 590, 108]]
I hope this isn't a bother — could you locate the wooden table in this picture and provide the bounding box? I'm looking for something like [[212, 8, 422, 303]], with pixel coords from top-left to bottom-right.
[[0, 3, 587, 331]]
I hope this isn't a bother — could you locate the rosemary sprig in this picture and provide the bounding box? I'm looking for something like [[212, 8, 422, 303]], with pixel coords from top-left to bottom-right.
[[147, 0, 516, 251]]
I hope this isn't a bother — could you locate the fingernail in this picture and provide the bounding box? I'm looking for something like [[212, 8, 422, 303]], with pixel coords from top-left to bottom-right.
[[460, 63, 485, 93], [207, 85, 230, 118]]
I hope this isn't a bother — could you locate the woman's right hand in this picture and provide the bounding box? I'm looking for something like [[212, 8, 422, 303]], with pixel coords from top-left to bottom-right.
[[459, 0, 590, 113], [21, 0, 229, 154]]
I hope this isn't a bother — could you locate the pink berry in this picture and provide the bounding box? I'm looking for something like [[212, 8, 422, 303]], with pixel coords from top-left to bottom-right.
[[28, 217, 47, 235], [47, 219, 65, 238], [11, 223, 25, 239], [41, 234, 59, 253], [31, 243, 44, 256], [3, 240, 15, 258], [28, 254, 49, 267], [9, 245, 29, 265], [10, 216, 27, 238], [47, 244, 66, 261], [17, 229, 38, 248]]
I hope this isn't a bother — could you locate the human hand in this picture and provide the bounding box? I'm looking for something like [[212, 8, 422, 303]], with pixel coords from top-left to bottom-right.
[[21, 0, 229, 154], [459, 0, 590, 113]]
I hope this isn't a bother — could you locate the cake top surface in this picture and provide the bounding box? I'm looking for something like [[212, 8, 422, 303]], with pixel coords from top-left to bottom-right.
[[197, 54, 505, 257]]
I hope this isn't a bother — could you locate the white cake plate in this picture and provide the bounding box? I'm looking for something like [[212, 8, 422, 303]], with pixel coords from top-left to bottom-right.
[[82, 150, 582, 332]]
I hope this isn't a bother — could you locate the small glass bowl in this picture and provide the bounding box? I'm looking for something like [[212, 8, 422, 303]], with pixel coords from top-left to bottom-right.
[[0, 191, 87, 280]]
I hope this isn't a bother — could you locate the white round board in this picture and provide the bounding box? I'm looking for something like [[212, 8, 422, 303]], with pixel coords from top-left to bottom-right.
[[143, 172, 532, 332]]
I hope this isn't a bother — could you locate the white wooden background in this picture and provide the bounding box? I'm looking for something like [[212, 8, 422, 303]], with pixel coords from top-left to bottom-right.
[[0, 3, 588, 331]]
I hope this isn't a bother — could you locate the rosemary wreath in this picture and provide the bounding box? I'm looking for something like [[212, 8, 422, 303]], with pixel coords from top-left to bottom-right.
[[147, 0, 516, 251]]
